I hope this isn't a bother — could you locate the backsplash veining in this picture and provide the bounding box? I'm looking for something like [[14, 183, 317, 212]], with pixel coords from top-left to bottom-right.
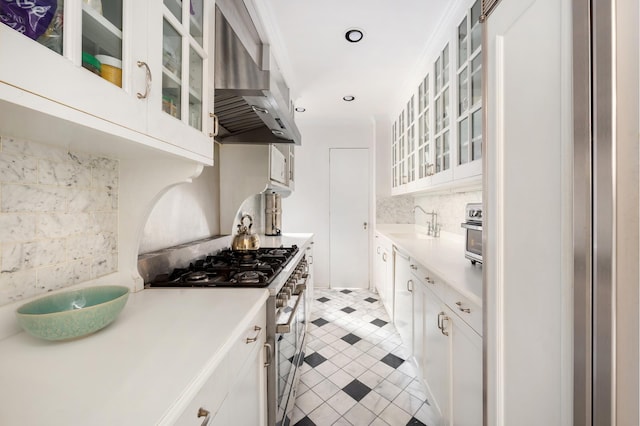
[[0, 136, 118, 306], [376, 195, 415, 224]]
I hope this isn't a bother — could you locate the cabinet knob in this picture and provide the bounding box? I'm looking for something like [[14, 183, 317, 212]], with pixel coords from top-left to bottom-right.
[[410, 264, 417, 270]]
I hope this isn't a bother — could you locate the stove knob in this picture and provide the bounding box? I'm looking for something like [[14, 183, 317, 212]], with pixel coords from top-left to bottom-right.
[[276, 294, 288, 308]]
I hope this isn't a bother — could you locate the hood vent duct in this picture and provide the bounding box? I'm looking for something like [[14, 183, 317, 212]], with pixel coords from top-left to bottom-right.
[[214, 4, 302, 145]]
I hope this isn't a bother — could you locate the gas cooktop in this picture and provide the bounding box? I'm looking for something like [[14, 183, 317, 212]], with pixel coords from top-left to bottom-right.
[[145, 246, 299, 288]]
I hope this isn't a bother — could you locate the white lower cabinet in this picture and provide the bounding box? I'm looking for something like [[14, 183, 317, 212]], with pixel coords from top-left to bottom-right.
[[176, 303, 267, 426], [450, 305, 482, 426], [393, 247, 414, 353], [410, 263, 482, 426], [374, 233, 394, 318]]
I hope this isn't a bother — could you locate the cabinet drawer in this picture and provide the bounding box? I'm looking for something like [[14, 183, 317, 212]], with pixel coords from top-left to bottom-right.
[[443, 291, 482, 336], [228, 303, 267, 373], [410, 263, 449, 302]]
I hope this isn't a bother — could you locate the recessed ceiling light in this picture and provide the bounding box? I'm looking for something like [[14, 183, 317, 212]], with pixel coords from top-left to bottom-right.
[[343, 95, 355, 102], [345, 28, 364, 43], [295, 107, 306, 113]]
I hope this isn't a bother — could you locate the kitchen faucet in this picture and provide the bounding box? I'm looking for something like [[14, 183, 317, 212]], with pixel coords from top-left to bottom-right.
[[412, 205, 440, 237]]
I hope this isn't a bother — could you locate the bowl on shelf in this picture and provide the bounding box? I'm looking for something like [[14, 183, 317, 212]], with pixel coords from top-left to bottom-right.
[[16, 285, 130, 341]]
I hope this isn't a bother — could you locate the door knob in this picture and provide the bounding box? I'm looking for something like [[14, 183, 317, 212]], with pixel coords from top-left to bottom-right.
[[363, 222, 368, 230]]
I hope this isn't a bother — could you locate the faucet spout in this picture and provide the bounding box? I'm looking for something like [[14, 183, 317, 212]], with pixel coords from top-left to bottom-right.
[[412, 205, 428, 215]]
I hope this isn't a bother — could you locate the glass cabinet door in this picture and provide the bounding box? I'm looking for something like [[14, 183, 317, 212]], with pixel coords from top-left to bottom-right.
[[434, 43, 450, 174], [81, 1, 123, 86], [418, 74, 432, 179], [456, 0, 482, 165], [162, 0, 205, 131]]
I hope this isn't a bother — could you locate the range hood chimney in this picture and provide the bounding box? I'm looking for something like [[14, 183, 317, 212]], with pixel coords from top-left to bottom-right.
[[214, 4, 302, 145]]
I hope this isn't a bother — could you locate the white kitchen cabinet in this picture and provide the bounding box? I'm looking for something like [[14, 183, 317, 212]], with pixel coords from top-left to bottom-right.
[[450, 306, 482, 426], [390, 0, 482, 196], [393, 247, 413, 353], [0, 0, 215, 163], [176, 303, 267, 426], [374, 232, 394, 318], [410, 263, 482, 426]]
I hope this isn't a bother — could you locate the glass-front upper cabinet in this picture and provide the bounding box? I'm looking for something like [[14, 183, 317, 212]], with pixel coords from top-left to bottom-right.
[[162, 0, 205, 131], [406, 95, 416, 184], [392, 121, 399, 188], [82, 1, 123, 87], [457, 0, 482, 165], [418, 74, 432, 179], [433, 43, 450, 174]]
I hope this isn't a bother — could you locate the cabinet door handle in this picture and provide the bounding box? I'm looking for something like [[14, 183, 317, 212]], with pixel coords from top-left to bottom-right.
[[382, 253, 387, 262], [263, 342, 272, 367], [437, 312, 450, 336], [136, 61, 152, 99], [245, 325, 262, 343], [455, 301, 471, 313], [197, 408, 211, 425], [363, 222, 368, 230], [377, 247, 381, 254], [209, 113, 219, 137], [251, 105, 268, 114], [407, 279, 413, 292]]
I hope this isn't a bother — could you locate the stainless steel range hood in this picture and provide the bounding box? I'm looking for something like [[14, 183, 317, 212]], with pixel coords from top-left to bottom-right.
[[214, 5, 301, 145]]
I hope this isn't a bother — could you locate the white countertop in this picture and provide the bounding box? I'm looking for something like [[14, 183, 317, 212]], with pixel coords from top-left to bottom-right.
[[376, 224, 482, 306], [0, 288, 269, 426]]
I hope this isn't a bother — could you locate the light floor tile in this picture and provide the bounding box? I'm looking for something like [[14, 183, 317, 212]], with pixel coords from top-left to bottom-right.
[[327, 369, 356, 388], [295, 390, 324, 415], [326, 391, 357, 415], [359, 390, 391, 415], [312, 378, 341, 401], [378, 402, 412, 425], [308, 402, 341, 425], [343, 403, 377, 426]]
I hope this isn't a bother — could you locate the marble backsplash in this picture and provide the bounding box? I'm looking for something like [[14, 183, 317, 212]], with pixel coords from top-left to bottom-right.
[[413, 190, 482, 236], [0, 136, 118, 306], [376, 191, 482, 236], [376, 194, 415, 224]]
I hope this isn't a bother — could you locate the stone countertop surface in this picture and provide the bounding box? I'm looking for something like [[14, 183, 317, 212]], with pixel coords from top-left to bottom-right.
[[376, 224, 482, 306], [0, 287, 269, 425]]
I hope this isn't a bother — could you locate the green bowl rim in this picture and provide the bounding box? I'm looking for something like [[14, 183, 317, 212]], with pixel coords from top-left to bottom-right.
[[15, 285, 130, 317]]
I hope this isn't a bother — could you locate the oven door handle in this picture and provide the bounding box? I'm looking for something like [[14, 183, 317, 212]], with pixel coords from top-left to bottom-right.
[[460, 222, 482, 231], [276, 290, 304, 334]]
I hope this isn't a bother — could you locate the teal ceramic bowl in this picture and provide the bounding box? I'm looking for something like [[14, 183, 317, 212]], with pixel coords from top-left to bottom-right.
[[16, 285, 130, 341]]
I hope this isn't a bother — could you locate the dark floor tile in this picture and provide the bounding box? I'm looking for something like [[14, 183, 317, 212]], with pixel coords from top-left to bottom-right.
[[364, 297, 378, 303], [341, 333, 361, 345], [304, 352, 327, 368], [341, 289, 353, 294], [311, 318, 329, 327], [371, 318, 388, 327], [381, 353, 405, 369], [317, 297, 330, 303], [342, 379, 372, 401], [406, 418, 427, 426], [293, 416, 316, 426], [341, 306, 356, 314]]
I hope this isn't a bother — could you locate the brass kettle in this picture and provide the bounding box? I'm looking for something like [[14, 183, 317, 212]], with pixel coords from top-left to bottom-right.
[[232, 214, 260, 251]]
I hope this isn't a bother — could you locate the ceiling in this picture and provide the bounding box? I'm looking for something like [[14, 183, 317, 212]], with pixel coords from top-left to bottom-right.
[[250, 0, 453, 127]]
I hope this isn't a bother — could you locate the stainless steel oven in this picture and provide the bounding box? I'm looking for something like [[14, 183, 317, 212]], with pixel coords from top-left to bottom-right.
[[461, 203, 483, 265], [268, 258, 308, 426]]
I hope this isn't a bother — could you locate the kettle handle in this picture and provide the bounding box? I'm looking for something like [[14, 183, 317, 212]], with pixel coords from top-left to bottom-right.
[[240, 214, 254, 228]]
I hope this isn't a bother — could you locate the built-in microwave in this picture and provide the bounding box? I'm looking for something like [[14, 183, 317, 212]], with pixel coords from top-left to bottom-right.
[[461, 203, 483, 265]]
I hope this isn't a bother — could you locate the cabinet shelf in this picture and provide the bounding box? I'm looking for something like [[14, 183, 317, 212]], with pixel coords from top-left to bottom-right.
[[82, 4, 123, 58]]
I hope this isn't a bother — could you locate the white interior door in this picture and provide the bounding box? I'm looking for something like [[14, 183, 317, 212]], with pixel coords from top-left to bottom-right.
[[329, 148, 370, 288]]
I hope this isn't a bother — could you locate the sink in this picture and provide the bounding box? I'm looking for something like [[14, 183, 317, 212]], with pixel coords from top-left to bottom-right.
[[389, 232, 433, 240]]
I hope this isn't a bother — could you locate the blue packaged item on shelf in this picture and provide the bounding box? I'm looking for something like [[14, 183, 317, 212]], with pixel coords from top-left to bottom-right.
[[0, 0, 58, 40]]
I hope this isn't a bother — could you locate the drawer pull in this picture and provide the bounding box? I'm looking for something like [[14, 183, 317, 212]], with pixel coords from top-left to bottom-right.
[[438, 312, 450, 336], [410, 264, 417, 270], [264, 342, 273, 367], [246, 325, 262, 343], [456, 301, 471, 313], [197, 408, 211, 425], [426, 276, 435, 284]]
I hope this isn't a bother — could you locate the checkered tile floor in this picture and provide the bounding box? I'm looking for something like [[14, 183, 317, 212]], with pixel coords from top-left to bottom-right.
[[292, 289, 439, 426]]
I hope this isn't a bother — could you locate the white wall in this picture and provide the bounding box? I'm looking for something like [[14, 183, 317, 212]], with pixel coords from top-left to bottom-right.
[[282, 120, 374, 288], [139, 145, 220, 254]]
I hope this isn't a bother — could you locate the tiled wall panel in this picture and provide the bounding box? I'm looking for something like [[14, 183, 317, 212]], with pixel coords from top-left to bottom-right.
[[0, 136, 118, 306]]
